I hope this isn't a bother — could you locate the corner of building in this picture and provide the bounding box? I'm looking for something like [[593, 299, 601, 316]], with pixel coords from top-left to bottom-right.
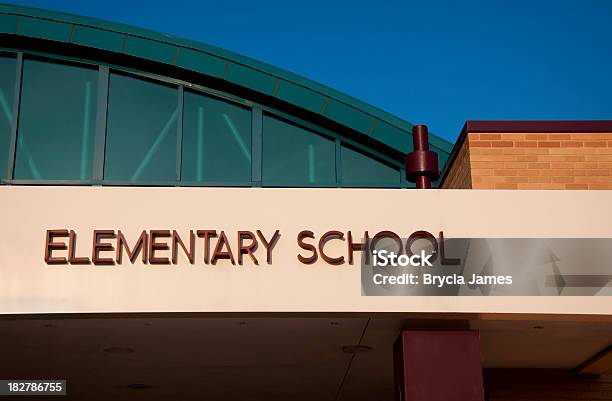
[[440, 121, 612, 190]]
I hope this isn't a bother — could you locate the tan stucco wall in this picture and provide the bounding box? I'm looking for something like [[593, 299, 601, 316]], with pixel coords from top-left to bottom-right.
[[1, 186, 611, 315]]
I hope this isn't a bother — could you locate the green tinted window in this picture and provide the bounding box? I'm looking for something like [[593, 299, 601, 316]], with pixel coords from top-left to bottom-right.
[[263, 115, 335, 186], [104, 73, 178, 182], [14, 59, 97, 180], [341, 145, 400, 186], [0, 55, 16, 180], [181, 91, 251, 183]]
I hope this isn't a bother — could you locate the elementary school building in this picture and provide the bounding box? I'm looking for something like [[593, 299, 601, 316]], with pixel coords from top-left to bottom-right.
[[0, 4, 611, 401]]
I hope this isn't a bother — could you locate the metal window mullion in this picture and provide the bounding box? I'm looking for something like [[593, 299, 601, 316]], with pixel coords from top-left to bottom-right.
[[176, 85, 184, 183], [251, 106, 262, 186], [6, 52, 23, 180], [92, 66, 109, 183], [335, 138, 342, 188], [400, 167, 408, 188]]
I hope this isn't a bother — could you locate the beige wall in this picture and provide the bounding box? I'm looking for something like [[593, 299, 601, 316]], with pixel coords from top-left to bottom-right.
[[1, 186, 612, 315]]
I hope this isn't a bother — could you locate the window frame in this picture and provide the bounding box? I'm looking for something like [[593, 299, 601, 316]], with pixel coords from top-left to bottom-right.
[[0, 51, 18, 181], [180, 88, 254, 186], [12, 54, 100, 182], [261, 111, 338, 188], [0, 48, 409, 188]]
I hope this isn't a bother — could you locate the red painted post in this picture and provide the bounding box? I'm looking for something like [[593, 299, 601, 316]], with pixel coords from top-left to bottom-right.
[[405, 125, 440, 189], [393, 331, 484, 401]]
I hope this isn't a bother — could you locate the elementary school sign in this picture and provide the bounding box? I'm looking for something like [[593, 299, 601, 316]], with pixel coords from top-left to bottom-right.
[[1, 186, 612, 315], [43, 229, 453, 266]]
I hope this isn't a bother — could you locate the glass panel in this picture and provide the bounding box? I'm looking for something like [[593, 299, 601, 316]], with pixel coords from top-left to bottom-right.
[[341, 145, 401, 186], [14, 59, 97, 180], [104, 73, 178, 182], [262, 115, 335, 186], [0, 55, 16, 180], [181, 91, 251, 183]]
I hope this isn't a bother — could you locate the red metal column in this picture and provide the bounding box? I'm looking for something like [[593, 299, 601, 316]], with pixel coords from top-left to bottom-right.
[[405, 125, 440, 189], [393, 330, 484, 401]]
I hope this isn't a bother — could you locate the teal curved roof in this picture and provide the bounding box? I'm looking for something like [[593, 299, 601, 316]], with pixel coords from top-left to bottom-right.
[[0, 3, 453, 158]]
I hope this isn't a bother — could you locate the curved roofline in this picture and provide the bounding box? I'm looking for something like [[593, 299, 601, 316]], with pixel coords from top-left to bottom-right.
[[0, 2, 453, 157]]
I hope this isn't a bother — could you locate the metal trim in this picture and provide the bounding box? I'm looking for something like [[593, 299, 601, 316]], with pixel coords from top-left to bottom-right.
[[335, 138, 342, 188], [251, 106, 262, 185], [176, 85, 184, 182], [6, 52, 22, 180], [92, 65, 109, 182]]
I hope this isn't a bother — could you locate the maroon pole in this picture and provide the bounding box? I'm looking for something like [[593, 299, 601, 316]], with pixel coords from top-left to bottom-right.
[[405, 125, 440, 189], [394, 331, 484, 401]]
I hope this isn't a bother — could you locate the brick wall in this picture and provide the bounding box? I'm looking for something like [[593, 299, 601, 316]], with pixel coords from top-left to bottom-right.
[[485, 369, 612, 401], [440, 138, 472, 189], [442, 130, 612, 190]]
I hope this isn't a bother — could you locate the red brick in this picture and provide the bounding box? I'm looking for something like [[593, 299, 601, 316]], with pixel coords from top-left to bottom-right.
[[471, 155, 517, 162], [504, 162, 529, 169], [472, 169, 494, 176], [470, 148, 504, 155], [516, 170, 540, 177], [506, 177, 527, 183], [495, 183, 518, 189], [522, 148, 549, 154], [574, 162, 598, 169], [528, 176, 552, 183], [585, 155, 612, 161], [548, 148, 592, 155], [499, 134, 526, 140], [517, 183, 545, 189], [550, 162, 575, 169], [570, 134, 612, 140], [548, 134, 571, 140], [516, 141, 538, 148], [586, 169, 611, 176], [502, 148, 527, 155], [515, 155, 538, 162], [494, 169, 518, 176], [472, 161, 506, 169], [576, 176, 612, 183], [492, 141, 514, 147], [540, 183, 566, 189], [473, 183, 495, 189], [471, 141, 492, 147], [527, 162, 550, 169], [561, 141, 583, 147], [538, 141, 561, 148], [540, 169, 573, 176], [566, 184, 589, 189], [583, 141, 607, 147], [551, 176, 575, 183], [538, 155, 583, 162], [473, 175, 507, 183]]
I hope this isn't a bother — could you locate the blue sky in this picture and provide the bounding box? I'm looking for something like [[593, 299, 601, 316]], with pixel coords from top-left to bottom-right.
[[6, 0, 612, 142]]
